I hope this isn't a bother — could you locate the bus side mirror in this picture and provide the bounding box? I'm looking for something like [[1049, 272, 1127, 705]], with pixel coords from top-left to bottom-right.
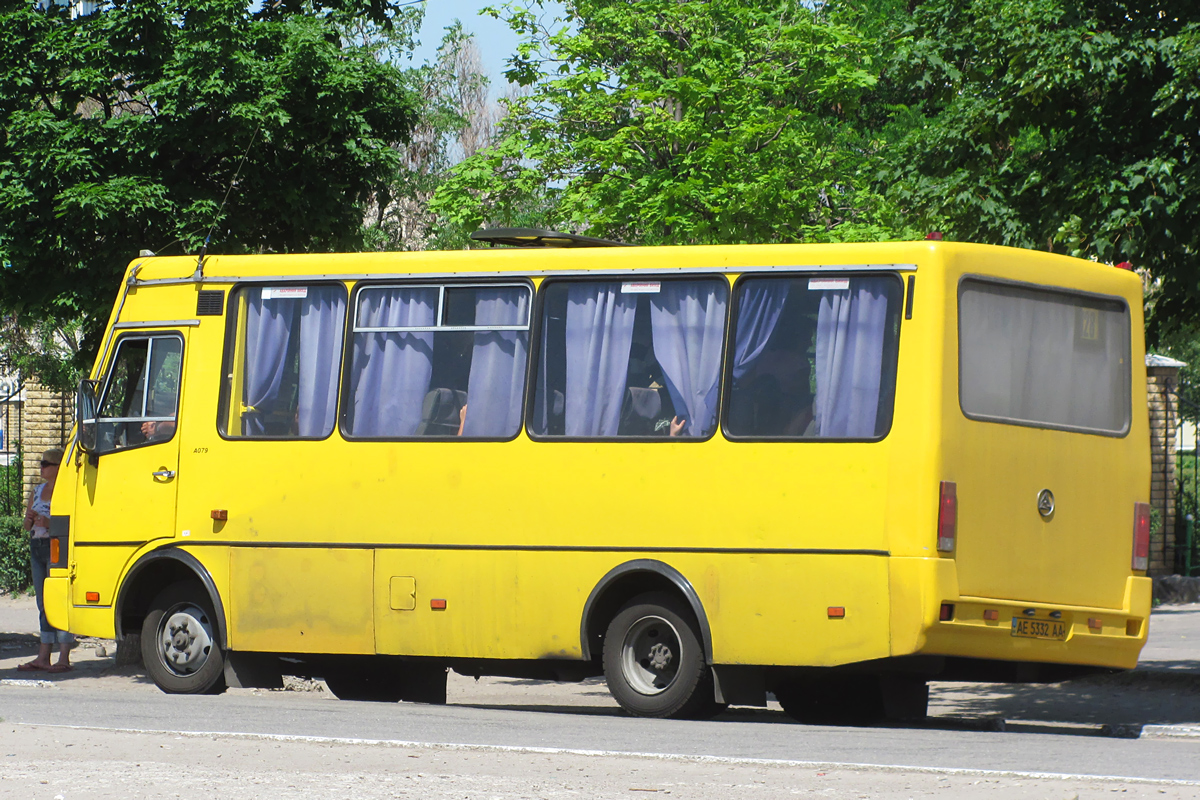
[[76, 379, 99, 455]]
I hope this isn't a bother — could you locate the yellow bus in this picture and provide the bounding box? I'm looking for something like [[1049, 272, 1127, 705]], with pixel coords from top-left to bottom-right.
[[43, 234, 1151, 721]]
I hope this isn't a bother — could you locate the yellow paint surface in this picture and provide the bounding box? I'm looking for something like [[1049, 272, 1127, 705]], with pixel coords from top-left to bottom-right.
[[52, 241, 1149, 674]]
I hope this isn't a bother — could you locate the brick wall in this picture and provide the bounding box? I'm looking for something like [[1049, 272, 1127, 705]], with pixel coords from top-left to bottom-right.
[[1147, 365, 1180, 575], [20, 379, 71, 498]]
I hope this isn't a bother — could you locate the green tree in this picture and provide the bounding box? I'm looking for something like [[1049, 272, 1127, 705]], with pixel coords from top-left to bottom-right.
[[431, 0, 922, 245], [0, 313, 83, 392], [862, 0, 1200, 340], [0, 0, 421, 358]]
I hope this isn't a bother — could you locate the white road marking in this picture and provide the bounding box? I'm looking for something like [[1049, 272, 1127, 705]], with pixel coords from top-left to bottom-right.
[[20, 722, 1200, 787]]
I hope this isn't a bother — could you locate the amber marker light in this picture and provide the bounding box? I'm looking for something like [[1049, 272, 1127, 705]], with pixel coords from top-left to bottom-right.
[[211, 509, 228, 521], [431, 599, 448, 610], [983, 609, 999, 621], [1088, 618, 1103, 631], [827, 607, 845, 619], [939, 603, 955, 621], [50, 538, 60, 563], [85, 592, 100, 603]]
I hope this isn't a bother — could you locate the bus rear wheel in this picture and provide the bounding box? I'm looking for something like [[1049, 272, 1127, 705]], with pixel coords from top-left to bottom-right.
[[141, 582, 226, 695], [324, 670, 405, 702], [602, 592, 717, 719], [323, 660, 447, 704]]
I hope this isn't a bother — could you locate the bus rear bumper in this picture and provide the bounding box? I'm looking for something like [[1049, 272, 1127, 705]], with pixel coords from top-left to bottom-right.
[[41, 575, 117, 640], [918, 575, 1152, 671]]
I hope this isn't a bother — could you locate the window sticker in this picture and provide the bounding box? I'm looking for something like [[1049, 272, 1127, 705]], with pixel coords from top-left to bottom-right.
[[808, 278, 850, 291], [621, 282, 661, 294], [261, 287, 308, 300]]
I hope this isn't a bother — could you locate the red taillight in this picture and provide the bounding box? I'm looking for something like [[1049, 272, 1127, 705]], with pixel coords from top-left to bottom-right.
[[937, 481, 957, 553], [1132, 502, 1151, 571]]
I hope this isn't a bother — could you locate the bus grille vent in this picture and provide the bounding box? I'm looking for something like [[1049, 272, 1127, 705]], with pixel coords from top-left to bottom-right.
[[196, 290, 225, 316]]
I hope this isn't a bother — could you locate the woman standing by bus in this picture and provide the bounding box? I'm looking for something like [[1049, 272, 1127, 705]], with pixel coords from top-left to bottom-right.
[[17, 448, 74, 673]]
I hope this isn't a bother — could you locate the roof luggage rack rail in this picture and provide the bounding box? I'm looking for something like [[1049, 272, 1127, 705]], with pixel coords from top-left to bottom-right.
[[470, 228, 631, 248]]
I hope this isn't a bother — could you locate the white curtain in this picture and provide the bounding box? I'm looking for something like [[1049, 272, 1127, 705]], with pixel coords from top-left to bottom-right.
[[650, 281, 727, 436], [813, 278, 891, 438], [348, 287, 437, 437], [463, 287, 530, 437], [564, 283, 637, 436]]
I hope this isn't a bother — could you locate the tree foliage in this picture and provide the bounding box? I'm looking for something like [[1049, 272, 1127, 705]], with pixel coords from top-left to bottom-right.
[[858, 0, 1200, 339], [432, 0, 923, 245], [363, 24, 497, 252], [0, 0, 421, 356]]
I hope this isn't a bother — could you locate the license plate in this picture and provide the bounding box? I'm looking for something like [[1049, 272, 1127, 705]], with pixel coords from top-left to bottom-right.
[[1010, 617, 1067, 640]]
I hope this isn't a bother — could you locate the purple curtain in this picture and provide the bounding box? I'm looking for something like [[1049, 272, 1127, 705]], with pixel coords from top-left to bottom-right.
[[296, 288, 346, 437], [565, 283, 637, 436], [463, 287, 530, 437], [349, 287, 436, 437], [813, 278, 890, 438], [243, 291, 297, 435], [650, 282, 727, 436], [732, 282, 790, 382]]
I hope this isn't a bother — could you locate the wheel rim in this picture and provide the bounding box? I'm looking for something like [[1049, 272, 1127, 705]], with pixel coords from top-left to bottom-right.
[[156, 603, 215, 677], [620, 614, 683, 696]]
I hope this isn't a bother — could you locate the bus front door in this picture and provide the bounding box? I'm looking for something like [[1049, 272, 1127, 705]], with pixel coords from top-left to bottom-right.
[[71, 330, 188, 609]]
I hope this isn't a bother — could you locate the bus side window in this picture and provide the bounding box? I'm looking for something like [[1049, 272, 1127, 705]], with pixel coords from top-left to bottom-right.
[[725, 276, 902, 440], [529, 278, 728, 438], [221, 284, 347, 439], [96, 335, 182, 451], [344, 284, 531, 439]]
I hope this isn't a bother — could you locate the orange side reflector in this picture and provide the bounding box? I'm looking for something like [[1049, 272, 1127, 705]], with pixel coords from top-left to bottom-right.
[[827, 607, 845, 619], [1126, 619, 1141, 637], [85, 592, 100, 603], [1088, 618, 1103, 630], [430, 599, 447, 610], [49, 538, 60, 564], [983, 609, 999, 621], [211, 509, 228, 521]]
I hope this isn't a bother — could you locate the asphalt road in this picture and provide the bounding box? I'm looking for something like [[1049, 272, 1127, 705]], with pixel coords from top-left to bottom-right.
[[2, 596, 1199, 795]]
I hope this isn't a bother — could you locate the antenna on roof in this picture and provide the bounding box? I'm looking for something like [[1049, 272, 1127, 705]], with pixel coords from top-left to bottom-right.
[[194, 124, 262, 282], [470, 228, 630, 248]]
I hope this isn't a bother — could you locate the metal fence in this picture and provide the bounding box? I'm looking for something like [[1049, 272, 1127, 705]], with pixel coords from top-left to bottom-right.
[[1, 374, 23, 516], [1174, 387, 1200, 577]]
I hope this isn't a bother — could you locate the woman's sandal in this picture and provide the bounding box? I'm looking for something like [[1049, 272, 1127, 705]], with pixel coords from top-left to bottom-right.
[[17, 662, 47, 672], [46, 663, 73, 673]]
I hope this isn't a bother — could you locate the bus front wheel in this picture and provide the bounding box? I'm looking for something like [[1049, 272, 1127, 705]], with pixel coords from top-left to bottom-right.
[[141, 582, 227, 695], [602, 592, 718, 719]]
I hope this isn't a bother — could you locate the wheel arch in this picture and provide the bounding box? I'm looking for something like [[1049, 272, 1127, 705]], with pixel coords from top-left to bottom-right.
[[115, 547, 227, 648], [580, 559, 713, 664]]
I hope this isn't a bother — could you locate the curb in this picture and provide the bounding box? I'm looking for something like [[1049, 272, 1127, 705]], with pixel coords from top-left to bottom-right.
[[1141, 724, 1200, 739]]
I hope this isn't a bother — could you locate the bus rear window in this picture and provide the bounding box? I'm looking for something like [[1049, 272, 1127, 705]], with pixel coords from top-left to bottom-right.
[[725, 275, 902, 440], [959, 279, 1131, 435]]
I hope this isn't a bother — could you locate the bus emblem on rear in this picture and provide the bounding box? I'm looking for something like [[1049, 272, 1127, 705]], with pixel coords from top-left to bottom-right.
[[1037, 489, 1055, 518]]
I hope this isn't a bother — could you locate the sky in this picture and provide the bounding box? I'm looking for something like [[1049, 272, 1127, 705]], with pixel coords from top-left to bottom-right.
[[411, 1, 566, 98]]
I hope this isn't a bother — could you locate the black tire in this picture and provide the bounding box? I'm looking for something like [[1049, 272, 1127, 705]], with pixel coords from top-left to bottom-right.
[[324, 669, 405, 702], [602, 592, 715, 719], [141, 582, 226, 695], [323, 660, 447, 704], [775, 676, 885, 725]]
